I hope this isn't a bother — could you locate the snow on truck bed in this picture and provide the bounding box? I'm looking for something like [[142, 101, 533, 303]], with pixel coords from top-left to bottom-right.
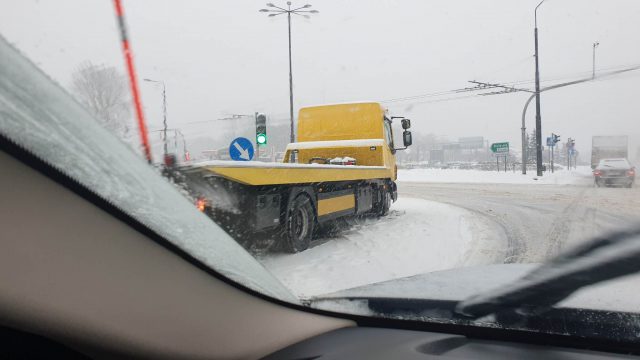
[[286, 138, 384, 150]]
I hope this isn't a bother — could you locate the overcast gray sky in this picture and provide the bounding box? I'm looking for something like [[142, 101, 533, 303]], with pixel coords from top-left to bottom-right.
[[2, 0, 639, 156]]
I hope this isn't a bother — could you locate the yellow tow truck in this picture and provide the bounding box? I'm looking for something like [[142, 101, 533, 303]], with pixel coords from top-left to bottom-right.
[[179, 102, 412, 252]]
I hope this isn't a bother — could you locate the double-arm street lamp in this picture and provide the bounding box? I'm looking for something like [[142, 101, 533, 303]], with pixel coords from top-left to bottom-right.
[[259, 2, 319, 144], [143, 78, 168, 158]]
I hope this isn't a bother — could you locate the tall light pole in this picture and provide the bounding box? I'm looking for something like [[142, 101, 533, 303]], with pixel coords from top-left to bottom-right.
[[259, 2, 319, 145], [592, 41, 600, 79], [143, 78, 168, 158], [534, 0, 546, 176]]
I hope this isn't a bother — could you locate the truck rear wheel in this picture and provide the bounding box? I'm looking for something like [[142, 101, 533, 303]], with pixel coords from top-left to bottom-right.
[[375, 187, 391, 217], [282, 195, 315, 253]]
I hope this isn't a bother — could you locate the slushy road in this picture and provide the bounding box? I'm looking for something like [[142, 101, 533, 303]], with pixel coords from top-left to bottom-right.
[[399, 181, 640, 264]]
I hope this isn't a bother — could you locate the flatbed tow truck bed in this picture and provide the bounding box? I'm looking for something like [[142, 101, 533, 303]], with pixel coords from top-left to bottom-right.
[[181, 160, 390, 186]]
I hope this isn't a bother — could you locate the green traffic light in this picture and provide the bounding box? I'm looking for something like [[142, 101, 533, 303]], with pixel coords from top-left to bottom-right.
[[257, 133, 267, 145]]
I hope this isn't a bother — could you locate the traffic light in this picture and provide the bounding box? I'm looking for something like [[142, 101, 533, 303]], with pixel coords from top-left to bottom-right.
[[552, 133, 561, 145], [256, 113, 267, 145]]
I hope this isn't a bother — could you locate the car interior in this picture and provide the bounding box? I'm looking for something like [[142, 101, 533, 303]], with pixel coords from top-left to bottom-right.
[[2, 1, 640, 359], [1, 133, 638, 359]]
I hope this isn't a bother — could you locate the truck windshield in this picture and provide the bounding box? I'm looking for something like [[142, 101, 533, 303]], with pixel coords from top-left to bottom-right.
[[384, 118, 394, 150]]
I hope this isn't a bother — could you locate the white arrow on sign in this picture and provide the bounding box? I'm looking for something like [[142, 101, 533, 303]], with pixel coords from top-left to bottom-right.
[[233, 141, 250, 160]]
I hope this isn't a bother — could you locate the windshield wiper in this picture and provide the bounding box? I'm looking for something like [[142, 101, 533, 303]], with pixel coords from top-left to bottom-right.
[[456, 228, 640, 319]]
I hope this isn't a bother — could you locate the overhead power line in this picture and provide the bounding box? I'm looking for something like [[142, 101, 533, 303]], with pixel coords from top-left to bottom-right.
[[379, 62, 640, 104]]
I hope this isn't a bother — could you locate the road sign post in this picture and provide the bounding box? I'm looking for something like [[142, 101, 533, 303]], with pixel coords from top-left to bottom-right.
[[491, 142, 509, 172]]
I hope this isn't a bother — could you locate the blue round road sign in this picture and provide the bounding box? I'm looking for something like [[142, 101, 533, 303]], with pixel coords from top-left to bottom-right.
[[229, 137, 254, 161]]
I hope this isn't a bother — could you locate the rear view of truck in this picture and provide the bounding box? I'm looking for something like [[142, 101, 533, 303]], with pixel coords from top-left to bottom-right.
[[177, 102, 412, 252], [591, 136, 629, 169]]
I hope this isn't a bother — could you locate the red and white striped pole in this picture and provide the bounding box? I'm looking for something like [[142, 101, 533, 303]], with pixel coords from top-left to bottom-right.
[[113, 0, 153, 163]]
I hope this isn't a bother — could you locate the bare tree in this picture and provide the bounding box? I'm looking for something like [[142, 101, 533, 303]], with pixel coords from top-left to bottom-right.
[[71, 61, 131, 138]]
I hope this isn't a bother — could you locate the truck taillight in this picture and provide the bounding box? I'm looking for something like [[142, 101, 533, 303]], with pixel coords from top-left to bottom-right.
[[593, 170, 602, 176], [196, 198, 207, 212], [628, 169, 636, 177], [164, 153, 177, 167]]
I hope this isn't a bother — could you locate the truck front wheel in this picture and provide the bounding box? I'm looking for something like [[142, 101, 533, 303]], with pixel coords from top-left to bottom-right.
[[282, 195, 315, 253]]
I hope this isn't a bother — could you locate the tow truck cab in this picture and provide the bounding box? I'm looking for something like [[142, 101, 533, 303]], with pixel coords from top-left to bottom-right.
[[285, 102, 407, 170]]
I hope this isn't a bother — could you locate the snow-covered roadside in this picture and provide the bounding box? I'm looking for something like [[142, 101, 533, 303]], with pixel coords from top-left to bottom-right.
[[258, 197, 506, 298], [398, 166, 594, 185]]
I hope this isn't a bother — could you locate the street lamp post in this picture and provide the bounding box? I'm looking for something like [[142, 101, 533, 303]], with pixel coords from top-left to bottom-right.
[[143, 78, 168, 158], [521, 93, 536, 174], [534, 0, 546, 176], [259, 2, 319, 145], [592, 41, 600, 79]]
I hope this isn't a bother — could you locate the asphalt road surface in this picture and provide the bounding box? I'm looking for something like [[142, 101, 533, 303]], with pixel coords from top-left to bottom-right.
[[399, 181, 640, 264]]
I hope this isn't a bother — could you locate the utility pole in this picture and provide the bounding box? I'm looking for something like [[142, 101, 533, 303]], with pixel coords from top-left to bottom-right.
[[143, 78, 168, 158], [551, 139, 554, 173], [534, 0, 546, 177], [592, 41, 600, 79], [567, 138, 572, 170]]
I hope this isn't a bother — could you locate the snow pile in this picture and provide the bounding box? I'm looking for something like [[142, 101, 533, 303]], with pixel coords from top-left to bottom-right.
[[398, 167, 594, 185], [259, 197, 506, 298], [329, 156, 356, 165]]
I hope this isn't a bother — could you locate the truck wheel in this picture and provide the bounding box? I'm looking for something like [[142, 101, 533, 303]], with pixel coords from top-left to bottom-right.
[[282, 195, 314, 253], [376, 187, 391, 217]]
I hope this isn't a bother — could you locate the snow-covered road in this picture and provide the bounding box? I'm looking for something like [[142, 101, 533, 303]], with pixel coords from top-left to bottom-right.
[[400, 182, 640, 263], [259, 169, 640, 298], [259, 197, 506, 297]]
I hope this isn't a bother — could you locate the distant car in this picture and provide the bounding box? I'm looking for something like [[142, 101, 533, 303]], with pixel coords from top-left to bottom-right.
[[593, 158, 635, 188]]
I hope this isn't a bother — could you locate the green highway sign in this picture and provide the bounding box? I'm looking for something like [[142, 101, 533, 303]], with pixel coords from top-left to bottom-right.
[[491, 142, 509, 153]]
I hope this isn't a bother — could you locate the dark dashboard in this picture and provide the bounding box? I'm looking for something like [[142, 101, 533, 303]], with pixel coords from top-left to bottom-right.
[[264, 327, 639, 360]]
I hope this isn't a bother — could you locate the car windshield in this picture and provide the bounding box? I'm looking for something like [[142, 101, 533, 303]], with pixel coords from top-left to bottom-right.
[[2, 0, 640, 345]]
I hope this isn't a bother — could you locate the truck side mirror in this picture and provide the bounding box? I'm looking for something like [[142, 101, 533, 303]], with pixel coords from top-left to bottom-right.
[[403, 131, 412, 147], [401, 118, 411, 130]]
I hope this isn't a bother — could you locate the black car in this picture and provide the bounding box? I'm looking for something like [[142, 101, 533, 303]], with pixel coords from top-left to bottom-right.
[[594, 158, 636, 188]]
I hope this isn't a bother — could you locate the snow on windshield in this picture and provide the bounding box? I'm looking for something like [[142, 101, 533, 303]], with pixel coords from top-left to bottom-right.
[[0, 36, 296, 303]]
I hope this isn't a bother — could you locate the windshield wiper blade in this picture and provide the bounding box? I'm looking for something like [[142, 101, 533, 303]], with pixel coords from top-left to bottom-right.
[[456, 228, 640, 319]]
